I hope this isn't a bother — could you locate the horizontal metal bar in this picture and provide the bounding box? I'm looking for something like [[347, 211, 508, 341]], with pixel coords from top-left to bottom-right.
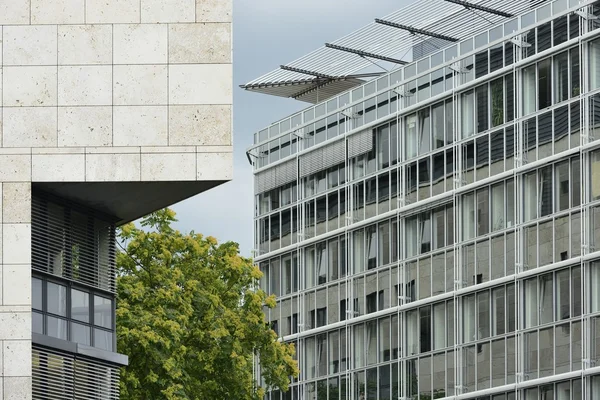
[[325, 43, 408, 65]]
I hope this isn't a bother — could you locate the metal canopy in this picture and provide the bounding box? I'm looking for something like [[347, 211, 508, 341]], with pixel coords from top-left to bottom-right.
[[241, 0, 543, 104]]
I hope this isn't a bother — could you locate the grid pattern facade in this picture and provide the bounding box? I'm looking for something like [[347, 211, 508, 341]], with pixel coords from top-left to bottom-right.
[[253, 1, 600, 399]]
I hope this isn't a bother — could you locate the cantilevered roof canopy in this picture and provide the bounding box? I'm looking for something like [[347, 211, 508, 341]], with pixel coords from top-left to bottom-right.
[[241, 0, 541, 103]]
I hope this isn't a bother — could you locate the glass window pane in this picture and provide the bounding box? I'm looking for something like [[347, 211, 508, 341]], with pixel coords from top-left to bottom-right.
[[71, 322, 90, 345], [524, 278, 538, 328], [94, 328, 113, 351], [523, 65, 536, 115], [33, 311, 43, 334], [461, 91, 475, 138], [32, 278, 42, 311], [71, 289, 89, 323], [540, 273, 553, 324], [47, 282, 67, 316], [94, 295, 112, 329], [47, 316, 67, 340], [463, 295, 475, 343]]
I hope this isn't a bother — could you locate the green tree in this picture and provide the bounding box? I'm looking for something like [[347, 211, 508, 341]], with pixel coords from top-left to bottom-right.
[[117, 209, 298, 400]]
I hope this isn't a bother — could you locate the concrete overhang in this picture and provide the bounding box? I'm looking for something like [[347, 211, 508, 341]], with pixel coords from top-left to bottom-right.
[[33, 180, 225, 225]]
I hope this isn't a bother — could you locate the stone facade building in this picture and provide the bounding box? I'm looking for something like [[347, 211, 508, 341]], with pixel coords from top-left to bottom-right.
[[0, 0, 232, 398]]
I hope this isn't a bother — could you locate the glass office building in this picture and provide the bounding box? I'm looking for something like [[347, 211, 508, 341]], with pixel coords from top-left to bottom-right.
[[246, 0, 600, 399]]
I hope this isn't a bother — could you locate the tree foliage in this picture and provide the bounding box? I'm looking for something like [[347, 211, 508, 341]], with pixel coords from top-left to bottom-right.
[[117, 209, 298, 400]]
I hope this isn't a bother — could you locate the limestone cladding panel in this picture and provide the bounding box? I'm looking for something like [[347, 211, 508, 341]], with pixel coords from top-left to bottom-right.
[[141, 0, 195, 23], [31, 0, 85, 25], [58, 25, 113, 65], [3, 66, 57, 107], [114, 65, 168, 105], [3, 26, 57, 66], [4, 341, 31, 376], [31, 153, 86, 181], [86, 0, 141, 24], [58, 65, 113, 106], [169, 105, 231, 146], [86, 152, 141, 181], [141, 152, 196, 181], [113, 24, 168, 64], [0, 313, 30, 339], [58, 106, 112, 147], [3, 223, 30, 265], [2, 183, 31, 224], [196, 0, 232, 22], [113, 106, 168, 146], [169, 64, 232, 105], [5, 377, 32, 399], [0, 0, 30, 25], [0, 154, 31, 182], [169, 23, 231, 64], [3, 108, 57, 147], [197, 152, 233, 180]]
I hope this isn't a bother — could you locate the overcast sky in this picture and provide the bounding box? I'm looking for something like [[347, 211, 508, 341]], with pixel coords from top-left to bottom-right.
[[171, 0, 408, 256]]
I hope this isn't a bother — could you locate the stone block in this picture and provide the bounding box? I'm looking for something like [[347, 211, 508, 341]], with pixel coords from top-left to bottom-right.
[[114, 65, 167, 105], [31, 154, 85, 182], [197, 152, 232, 180], [3, 26, 57, 66], [169, 23, 231, 64], [2, 183, 31, 224], [0, 0, 30, 25], [141, 0, 195, 23], [31, 0, 84, 24], [169, 64, 232, 105], [3, 108, 57, 148], [113, 106, 167, 146], [3, 66, 57, 107], [58, 66, 112, 106], [86, 153, 141, 181], [114, 24, 167, 64], [86, 0, 140, 23], [141, 153, 196, 181], [0, 155, 31, 182], [169, 105, 231, 145], [3, 341, 31, 377], [2, 224, 30, 265], [58, 25, 112, 65], [2, 268, 30, 307], [58, 106, 112, 147], [196, 0, 231, 22]]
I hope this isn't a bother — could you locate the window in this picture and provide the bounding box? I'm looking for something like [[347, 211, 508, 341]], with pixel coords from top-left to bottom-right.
[[591, 39, 600, 90], [419, 109, 431, 154], [555, 51, 569, 102], [32, 195, 116, 293], [538, 59, 552, 109], [461, 91, 475, 138], [32, 276, 114, 351], [432, 103, 445, 149], [491, 78, 504, 127], [523, 65, 536, 115], [405, 114, 418, 159]]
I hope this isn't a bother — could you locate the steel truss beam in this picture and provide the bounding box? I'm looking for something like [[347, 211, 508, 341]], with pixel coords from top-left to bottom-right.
[[444, 0, 514, 18], [374, 18, 459, 42], [279, 65, 335, 79], [325, 43, 408, 65]]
